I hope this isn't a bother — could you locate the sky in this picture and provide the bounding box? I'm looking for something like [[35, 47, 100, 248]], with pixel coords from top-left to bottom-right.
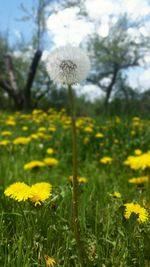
[[0, 0, 150, 100], [0, 0, 33, 44]]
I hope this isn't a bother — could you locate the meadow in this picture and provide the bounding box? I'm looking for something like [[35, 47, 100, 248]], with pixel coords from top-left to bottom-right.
[[0, 108, 150, 267]]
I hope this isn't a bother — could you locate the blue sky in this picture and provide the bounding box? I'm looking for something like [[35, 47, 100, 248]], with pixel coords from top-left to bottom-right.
[[0, 0, 34, 44]]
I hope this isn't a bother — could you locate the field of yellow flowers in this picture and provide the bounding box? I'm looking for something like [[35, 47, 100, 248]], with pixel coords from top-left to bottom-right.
[[0, 109, 150, 266]]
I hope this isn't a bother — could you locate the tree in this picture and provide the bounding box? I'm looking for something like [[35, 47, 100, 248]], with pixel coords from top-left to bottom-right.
[[87, 16, 149, 111], [0, 0, 53, 110], [0, 46, 42, 110]]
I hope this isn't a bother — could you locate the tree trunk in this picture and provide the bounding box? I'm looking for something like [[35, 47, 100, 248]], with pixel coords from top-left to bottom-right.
[[23, 50, 42, 111], [104, 67, 118, 112], [0, 50, 42, 111], [0, 80, 23, 110]]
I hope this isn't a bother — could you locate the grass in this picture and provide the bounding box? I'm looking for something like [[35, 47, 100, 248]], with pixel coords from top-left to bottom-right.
[[0, 109, 150, 266]]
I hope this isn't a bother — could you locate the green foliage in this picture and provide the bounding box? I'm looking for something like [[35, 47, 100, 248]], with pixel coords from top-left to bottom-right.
[[0, 110, 150, 266]]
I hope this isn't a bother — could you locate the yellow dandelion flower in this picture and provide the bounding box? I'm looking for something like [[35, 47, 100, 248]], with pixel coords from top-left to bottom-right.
[[68, 176, 88, 184], [5, 120, 16, 126], [24, 160, 45, 170], [29, 182, 52, 206], [115, 116, 121, 123], [124, 203, 148, 223], [46, 148, 55, 155], [37, 132, 46, 138], [32, 109, 44, 115], [22, 126, 28, 131], [128, 176, 148, 185], [124, 151, 150, 170], [75, 120, 83, 128], [1, 131, 12, 136], [4, 182, 31, 202], [109, 191, 121, 198], [84, 126, 93, 133], [43, 157, 59, 167], [99, 143, 104, 147], [134, 149, 142, 156], [142, 199, 150, 209], [63, 120, 71, 128], [13, 137, 31, 145], [48, 127, 56, 132], [132, 116, 140, 121], [38, 127, 46, 132], [95, 133, 104, 138], [131, 130, 135, 136], [132, 121, 141, 127], [100, 156, 113, 164], [30, 134, 39, 139], [44, 255, 56, 267], [0, 140, 11, 146], [113, 139, 119, 144], [78, 177, 88, 183], [83, 137, 90, 144]]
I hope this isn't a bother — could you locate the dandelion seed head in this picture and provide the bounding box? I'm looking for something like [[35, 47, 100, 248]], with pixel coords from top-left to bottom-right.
[[46, 45, 90, 85]]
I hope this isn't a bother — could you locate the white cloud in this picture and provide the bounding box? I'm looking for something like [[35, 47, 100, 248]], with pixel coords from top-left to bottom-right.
[[85, 0, 120, 18], [97, 16, 109, 37], [47, 7, 94, 47], [144, 55, 150, 65], [42, 50, 50, 61], [13, 45, 34, 62], [138, 69, 150, 90], [45, 0, 150, 99], [75, 84, 104, 101], [85, 0, 150, 19], [47, 7, 79, 30], [125, 67, 150, 91], [121, 0, 150, 19], [139, 26, 149, 37], [14, 29, 22, 39]]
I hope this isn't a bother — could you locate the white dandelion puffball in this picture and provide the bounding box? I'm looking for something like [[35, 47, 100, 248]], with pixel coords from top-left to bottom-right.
[[46, 45, 90, 85]]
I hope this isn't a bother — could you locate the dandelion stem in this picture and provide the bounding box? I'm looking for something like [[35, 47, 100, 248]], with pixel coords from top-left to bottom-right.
[[18, 203, 28, 226], [147, 168, 150, 202], [68, 84, 85, 267]]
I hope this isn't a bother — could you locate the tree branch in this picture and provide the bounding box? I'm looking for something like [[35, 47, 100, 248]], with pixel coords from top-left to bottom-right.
[[4, 54, 19, 92], [0, 80, 13, 94]]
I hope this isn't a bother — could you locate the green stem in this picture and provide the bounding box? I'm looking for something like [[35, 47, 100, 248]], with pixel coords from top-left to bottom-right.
[[18, 202, 28, 226], [147, 168, 150, 202], [68, 85, 85, 267]]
